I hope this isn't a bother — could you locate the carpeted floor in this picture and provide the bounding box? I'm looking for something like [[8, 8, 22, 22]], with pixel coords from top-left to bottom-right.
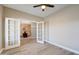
[[1, 38, 76, 55]]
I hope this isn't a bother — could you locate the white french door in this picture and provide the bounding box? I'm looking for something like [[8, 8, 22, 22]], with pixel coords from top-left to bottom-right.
[[5, 18, 20, 50], [37, 22, 44, 43]]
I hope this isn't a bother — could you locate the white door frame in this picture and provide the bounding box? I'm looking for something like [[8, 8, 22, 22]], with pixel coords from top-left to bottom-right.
[[36, 22, 44, 43], [5, 18, 20, 50]]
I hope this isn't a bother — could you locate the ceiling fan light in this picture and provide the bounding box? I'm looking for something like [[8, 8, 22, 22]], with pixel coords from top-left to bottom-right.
[[41, 5, 46, 9]]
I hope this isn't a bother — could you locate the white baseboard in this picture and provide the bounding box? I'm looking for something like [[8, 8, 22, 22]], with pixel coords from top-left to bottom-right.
[[0, 48, 4, 54], [37, 40, 44, 44], [45, 40, 79, 54]]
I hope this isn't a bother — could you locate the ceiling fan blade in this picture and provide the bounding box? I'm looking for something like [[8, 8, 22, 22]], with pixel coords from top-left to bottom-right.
[[45, 4, 54, 8], [33, 4, 42, 8]]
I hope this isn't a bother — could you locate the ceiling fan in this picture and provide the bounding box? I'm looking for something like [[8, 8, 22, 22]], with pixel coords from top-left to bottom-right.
[[33, 4, 55, 11]]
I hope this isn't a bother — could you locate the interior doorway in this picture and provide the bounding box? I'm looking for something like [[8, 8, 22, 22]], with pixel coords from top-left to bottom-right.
[[20, 23, 31, 38], [20, 20, 33, 46]]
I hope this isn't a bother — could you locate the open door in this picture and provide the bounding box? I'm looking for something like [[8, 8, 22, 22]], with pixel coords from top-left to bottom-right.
[[5, 18, 20, 50], [37, 22, 44, 43]]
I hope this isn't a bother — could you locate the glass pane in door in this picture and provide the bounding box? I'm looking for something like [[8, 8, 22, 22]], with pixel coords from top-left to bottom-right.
[[38, 23, 42, 41]]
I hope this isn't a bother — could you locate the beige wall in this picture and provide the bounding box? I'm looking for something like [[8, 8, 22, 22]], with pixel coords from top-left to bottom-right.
[[44, 5, 79, 53], [4, 7, 43, 22], [0, 5, 3, 50]]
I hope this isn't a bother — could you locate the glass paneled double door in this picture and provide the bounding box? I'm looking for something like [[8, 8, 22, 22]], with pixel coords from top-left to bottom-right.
[[5, 18, 20, 49]]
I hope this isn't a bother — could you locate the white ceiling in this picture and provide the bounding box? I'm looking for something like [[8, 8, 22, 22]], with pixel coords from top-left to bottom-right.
[[3, 4, 68, 18]]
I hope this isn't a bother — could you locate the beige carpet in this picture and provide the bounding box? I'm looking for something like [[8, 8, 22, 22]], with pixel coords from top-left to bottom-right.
[[1, 38, 76, 55]]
